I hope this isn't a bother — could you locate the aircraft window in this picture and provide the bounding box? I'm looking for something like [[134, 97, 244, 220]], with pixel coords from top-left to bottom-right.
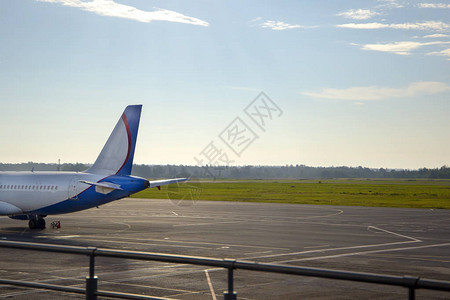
[[55, 186, 58, 190], [0, 185, 2, 189], [40, 186, 43, 190], [21, 185, 24, 189]]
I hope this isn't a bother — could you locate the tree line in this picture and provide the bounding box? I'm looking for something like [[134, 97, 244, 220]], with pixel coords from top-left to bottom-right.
[[1, 162, 449, 179]]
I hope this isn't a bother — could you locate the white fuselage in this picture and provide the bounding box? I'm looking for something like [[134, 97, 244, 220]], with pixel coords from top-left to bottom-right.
[[0, 172, 101, 214]]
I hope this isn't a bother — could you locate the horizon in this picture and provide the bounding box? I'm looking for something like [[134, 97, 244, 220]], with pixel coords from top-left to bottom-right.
[[1, 161, 448, 172]]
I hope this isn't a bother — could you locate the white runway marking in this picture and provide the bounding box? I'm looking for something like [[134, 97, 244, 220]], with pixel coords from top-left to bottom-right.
[[246, 240, 420, 260], [368, 226, 422, 242], [79, 235, 291, 251], [204, 270, 217, 300], [273, 242, 450, 263], [303, 244, 330, 249], [79, 238, 213, 249], [173, 220, 248, 227], [247, 226, 423, 261], [244, 250, 273, 256]]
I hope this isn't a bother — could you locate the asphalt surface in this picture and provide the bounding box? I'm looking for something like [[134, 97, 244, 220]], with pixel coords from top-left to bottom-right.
[[0, 199, 449, 299]]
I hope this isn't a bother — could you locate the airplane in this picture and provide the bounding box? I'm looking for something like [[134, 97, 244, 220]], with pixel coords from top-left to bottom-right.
[[0, 105, 187, 229]]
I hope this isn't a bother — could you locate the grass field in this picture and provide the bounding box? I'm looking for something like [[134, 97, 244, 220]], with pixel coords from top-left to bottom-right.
[[132, 179, 450, 209]]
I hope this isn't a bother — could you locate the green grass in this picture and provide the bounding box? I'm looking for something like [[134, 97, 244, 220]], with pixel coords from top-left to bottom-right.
[[132, 179, 450, 209]]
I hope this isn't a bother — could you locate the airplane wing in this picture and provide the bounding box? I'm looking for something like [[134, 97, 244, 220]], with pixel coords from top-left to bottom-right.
[[149, 178, 188, 189]]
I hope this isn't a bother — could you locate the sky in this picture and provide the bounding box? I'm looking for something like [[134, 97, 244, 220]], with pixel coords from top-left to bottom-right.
[[0, 0, 449, 169]]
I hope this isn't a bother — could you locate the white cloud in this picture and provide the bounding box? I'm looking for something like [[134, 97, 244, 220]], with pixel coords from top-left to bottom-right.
[[358, 40, 450, 55], [423, 33, 450, 38], [302, 82, 450, 101], [418, 3, 450, 9], [427, 48, 450, 60], [37, 0, 209, 26], [336, 9, 380, 20], [337, 21, 449, 31], [261, 20, 303, 30], [376, 0, 404, 9]]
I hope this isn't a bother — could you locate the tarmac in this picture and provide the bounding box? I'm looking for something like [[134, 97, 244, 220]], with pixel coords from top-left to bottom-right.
[[0, 198, 449, 299]]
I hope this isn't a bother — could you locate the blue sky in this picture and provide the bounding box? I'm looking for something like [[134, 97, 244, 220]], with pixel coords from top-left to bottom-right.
[[0, 0, 449, 169]]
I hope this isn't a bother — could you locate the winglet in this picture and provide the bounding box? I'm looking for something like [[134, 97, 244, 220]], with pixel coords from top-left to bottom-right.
[[87, 105, 142, 176]]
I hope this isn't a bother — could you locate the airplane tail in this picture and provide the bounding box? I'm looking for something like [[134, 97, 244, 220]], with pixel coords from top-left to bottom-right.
[[87, 105, 142, 176]]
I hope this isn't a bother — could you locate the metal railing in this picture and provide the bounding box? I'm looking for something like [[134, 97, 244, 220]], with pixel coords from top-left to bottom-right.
[[0, 240, 449, 300]]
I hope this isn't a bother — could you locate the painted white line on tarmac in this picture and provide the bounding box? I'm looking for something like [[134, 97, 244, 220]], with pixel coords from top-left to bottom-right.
[[368, 226, 422, 242], [205, 270, 217, 300], [273, 242, 450, 264], [246, 240, 420, 260], [80, 238, 211, 249], [247, 226, 422, 260], [79, 235, 291, 251], [173, 220, 248, 227]]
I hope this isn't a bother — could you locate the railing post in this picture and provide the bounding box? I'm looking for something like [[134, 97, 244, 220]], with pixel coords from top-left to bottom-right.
[[223, 259, 237, 300], [86, 247, 98, 300], [403, 276, 419, 300]]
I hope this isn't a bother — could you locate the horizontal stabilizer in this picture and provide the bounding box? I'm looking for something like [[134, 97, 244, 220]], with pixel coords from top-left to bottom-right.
[[79, 180, 123, 195], [149, 178, 188, 189]]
